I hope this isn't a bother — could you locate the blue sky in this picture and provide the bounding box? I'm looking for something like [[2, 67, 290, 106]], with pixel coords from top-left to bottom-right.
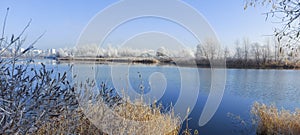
[[0, 0, 276, 49]]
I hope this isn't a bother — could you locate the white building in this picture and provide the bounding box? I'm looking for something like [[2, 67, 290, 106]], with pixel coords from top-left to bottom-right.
[[45, 48, 56, 56]]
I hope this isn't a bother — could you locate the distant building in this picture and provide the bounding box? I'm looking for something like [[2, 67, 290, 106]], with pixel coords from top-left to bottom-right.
[[45, 48, 56, 56], [50, 49, 56, 55]]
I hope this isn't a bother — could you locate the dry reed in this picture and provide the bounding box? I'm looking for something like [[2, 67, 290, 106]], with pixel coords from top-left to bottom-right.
[[251, 102, 300, 135]]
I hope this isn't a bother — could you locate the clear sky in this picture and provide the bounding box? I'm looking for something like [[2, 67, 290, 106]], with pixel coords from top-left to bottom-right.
[[0, 0, 276, 49]]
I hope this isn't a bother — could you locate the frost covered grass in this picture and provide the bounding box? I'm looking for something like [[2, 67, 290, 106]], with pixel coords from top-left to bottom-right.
[[251, 102, 300, 135], [73, 81, 181, 135], [32, 81, 181, 135]]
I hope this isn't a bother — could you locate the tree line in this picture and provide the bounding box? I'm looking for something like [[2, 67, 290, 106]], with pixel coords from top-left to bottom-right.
[[195, 37, 300, 69]]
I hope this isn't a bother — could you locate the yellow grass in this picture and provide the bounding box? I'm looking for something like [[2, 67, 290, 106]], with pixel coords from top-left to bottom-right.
[[34, 83, 181, 135], [35, 101, 180, 135], [35, 110, 103, 135], [251, 102, 300, 135]]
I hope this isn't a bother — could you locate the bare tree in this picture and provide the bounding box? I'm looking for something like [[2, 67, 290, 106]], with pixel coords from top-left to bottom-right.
[[242, 38, 250, 64], [208, 39, 220, 60], [234, 39, 243, 60], [261, 45, 268, 64], [251, 42, 262, 66], [224, 46, 230, 60], [245, 0, 300, 61], [195, 44, 204, 59], [273, 36, 284, 64], [197, 38, 220, 61], [261, 38, 271, 64]]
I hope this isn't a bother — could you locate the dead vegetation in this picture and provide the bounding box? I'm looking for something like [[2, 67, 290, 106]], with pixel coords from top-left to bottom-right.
[[251, 102, 300, 135]]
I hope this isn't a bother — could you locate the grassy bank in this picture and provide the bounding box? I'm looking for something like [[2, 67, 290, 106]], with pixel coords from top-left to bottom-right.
[[35, 100, 180, 135], [251, 102, 300, 134]]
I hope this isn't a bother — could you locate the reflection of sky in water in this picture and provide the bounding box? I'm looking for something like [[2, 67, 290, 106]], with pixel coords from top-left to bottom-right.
[[227, 69, 300, 109], [95, 64, 182, 105], [72, 63, 300, 134]]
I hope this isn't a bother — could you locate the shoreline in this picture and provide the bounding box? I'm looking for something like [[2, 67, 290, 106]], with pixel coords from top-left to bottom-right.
[[56, 56, 300, 70]]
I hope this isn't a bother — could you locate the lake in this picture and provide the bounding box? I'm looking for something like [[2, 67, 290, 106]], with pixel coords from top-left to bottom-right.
[[45, 61, 300, 135]]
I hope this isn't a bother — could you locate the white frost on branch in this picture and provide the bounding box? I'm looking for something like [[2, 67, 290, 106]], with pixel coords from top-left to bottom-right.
[[58, 44, 196, 58]]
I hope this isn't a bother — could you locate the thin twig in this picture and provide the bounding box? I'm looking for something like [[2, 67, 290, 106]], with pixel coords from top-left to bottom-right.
[[0, 106, 12, 115], [18, 19, 32, 38], [0, 8, 9, 47], [0, 98, 12, 103]]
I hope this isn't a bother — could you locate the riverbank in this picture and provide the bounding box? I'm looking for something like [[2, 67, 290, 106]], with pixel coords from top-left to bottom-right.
[[56, 56, 300, 69], [57, 57, 160, 64]]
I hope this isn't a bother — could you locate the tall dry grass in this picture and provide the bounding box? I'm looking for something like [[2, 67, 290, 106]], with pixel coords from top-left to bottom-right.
[[74, 80, 181, 135], [31, 80, 182, 135], [251, 102, 300, 135]]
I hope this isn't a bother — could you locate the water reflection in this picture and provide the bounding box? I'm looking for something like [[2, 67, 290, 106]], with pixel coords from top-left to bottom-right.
[[227, 69, 300, 109], [71, 63, 300, 134]]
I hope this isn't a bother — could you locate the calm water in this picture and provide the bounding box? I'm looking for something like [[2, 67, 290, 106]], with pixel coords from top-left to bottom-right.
[[47, 61, 300, 134]]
